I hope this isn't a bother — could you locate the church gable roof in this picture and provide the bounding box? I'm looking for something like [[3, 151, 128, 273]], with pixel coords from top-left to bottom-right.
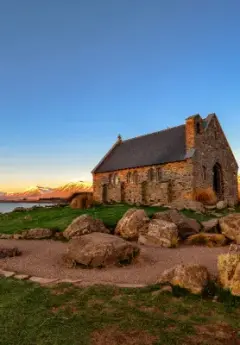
[[92, 124, 187, 173]]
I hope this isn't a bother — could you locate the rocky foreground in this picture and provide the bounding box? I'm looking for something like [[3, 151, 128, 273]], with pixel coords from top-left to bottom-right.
[[0, 201, 240, 296]]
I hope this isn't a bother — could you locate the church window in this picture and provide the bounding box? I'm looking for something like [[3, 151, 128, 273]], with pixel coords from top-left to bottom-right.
[[148, 168, 154, 182]]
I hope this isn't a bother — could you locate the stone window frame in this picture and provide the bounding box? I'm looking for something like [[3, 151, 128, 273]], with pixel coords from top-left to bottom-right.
[[133, 171, 138, 184], [127, 171, 132, 184], [202, 165, 207, 181], [148, 168, 154, 182], [113, 173, 120, 185], [156, 167, 162, 182]]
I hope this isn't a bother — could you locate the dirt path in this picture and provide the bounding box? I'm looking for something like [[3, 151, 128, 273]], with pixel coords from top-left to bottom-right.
[[0, 239, 229, 285]]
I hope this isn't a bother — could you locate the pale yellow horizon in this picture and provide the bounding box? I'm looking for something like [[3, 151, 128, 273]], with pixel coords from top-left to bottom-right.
[[0, 178, 93, 193]]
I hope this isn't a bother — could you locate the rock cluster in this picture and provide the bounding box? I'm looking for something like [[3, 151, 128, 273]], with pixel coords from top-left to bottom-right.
[[153, 209, 200, 239]]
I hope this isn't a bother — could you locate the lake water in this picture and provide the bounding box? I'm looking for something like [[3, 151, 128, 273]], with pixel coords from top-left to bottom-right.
[[0, 202, 54, 213]]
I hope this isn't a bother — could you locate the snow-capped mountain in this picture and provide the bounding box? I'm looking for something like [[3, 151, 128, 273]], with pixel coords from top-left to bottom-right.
[[0, 181, 92, 201], [55, 181, 92, 192], [42, 181, 92, 199], [8, 186, 53, 197]]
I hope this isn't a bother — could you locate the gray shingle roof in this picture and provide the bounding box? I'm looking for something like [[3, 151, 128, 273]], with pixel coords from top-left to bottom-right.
[[93, 124, 187, 173]]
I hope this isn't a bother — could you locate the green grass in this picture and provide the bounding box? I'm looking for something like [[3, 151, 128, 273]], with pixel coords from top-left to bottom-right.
[[0, 203, 239, 235], [0, 278, 239, 345], [0, 204, 164, 234]]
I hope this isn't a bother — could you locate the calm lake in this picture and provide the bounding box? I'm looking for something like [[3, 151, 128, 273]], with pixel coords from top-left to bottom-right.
[[0, 202, 54, 214]]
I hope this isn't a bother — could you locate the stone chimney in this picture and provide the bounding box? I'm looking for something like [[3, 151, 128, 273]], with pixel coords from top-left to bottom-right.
[[185, 114, 203, 150]]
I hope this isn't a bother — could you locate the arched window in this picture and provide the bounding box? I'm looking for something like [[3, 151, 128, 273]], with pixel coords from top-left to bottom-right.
[[156, 168, 162, 182], [148, 168, 154, 182], [133, 171, 138, 184], [127, 171, 132, 183], [114, 174, 119, 185]]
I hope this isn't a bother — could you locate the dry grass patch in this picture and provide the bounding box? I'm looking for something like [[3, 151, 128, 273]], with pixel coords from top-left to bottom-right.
[[186, 233, 227, 247], [87, 299, 105, 307], [91, 327, 157, 345], [185, 323, 240, 345], [50, 286, 75, 295], [138, 306, 160, 313], [51, 303, 78, 314], [194, 187, 217, 205]]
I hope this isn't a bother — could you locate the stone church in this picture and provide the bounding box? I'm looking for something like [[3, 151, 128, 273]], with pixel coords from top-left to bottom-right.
[[92, 114, 238, 206]]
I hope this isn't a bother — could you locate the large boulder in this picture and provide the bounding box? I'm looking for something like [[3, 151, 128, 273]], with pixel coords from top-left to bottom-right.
[[157, 264, 209, 294], [166, 200, 205, 213], [201, 219, 219, 233], [63, 214, 109, 240], [219, 214, 240, 244], [115, 208, 149, 240], [138, 219, 178, 248], [64, 232, 140, 268], [185, 233, 227, 247], [153, 209, 200, 240], [20, 228, 55, 239], [218, 253, 240, 296]]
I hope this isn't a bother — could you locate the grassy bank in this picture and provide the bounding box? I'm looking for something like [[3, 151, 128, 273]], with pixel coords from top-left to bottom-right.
[[0, 203, 234, 235], [0, 278, 239, 345], [0, 204, 160, 234]]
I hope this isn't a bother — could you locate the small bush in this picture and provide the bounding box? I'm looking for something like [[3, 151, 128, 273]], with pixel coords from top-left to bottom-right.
[[194, 188, 217, 205], [170, 237, 179, 248]]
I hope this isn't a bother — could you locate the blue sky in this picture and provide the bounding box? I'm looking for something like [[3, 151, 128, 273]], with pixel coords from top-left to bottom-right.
[[0, 0, 240, 191]]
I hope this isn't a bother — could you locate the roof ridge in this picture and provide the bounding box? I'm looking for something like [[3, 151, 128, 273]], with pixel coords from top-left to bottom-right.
[[122, 124, 185, 143]]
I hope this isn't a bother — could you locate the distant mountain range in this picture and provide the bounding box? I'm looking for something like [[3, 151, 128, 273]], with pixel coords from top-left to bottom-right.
[[0, 181, 93, 201]]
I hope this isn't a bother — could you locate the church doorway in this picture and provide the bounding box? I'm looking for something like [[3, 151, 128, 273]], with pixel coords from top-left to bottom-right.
[[213, 163, 223, 199]]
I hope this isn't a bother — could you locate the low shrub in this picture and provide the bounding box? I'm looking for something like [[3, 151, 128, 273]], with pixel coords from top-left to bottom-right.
[[186, 233, 209, 246], [170, 237, 179, 248]]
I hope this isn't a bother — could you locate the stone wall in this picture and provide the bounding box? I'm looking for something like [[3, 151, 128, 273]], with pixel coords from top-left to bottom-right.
[[189, 114, 238, 206], [106, 183, 122, 203], [93, 159, 194, 205]]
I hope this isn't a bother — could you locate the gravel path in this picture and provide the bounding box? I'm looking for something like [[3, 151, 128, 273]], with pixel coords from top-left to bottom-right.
[[0, 239, 229, 285]]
